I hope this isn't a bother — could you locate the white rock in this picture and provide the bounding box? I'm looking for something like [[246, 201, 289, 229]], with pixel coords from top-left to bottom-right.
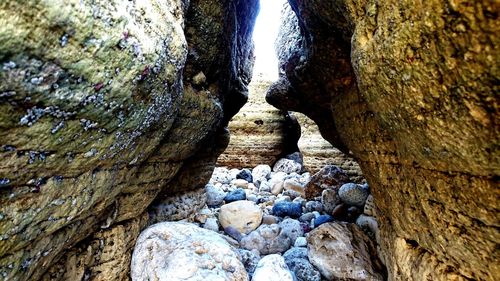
[[232, 178, 249, 188], [356, 214, 380, 243], [307, 222, 383, 281], [252, 165, 272, 183], [284, 178, 305, 197], [203, 217, 219, 232], [211, 167, 232, 184], [240, 224, 291, 255], [279, 218, 304, 244], [294, 236, 307, 247], [273, 158, 302, 174], [219, 201, 263, 234], [251, 254, 294, 281], [131, 222, 247, 281], [269, 171, 287, 195]]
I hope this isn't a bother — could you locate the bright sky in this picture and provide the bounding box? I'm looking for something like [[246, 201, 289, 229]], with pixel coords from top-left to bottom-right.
[[252, 0, 287, 81]]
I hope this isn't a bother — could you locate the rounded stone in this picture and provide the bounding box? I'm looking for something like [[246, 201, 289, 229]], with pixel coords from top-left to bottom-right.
[[272, 202, 303, 218], [273, 158, 302, 174], [205, 184, 227, 207], [338, 183, 369, 207], [224, 188, 246, 203], [313, 215, 334, 228], [251, 254, 294, 281], [236, 168, 253, 182], [219, 201, 263, 234]]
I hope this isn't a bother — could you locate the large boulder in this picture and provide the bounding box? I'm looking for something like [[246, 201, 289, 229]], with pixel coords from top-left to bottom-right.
[[0, 0, 259, 279], [131, 222, 247, 281], [270, 1, 499, 280]]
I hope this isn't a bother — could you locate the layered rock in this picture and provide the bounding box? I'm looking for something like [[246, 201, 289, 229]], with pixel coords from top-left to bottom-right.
[[269, 1, 499, 280], [294, 112, 364, 182], [0, 0, 258, 280], [217, 74, 300, 168]]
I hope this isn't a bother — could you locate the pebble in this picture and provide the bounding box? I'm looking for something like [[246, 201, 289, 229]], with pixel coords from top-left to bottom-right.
[[203, 217, 219, 232], [232, 179, 249, 188], [262, 215, 280, 225], [294, 237, 307, 247], [273, 158, 302, 174], [321, 189, 340, 214], [363, 194, 376, 217], [283, 178, 305, 197], [251, 254, 294, 281], [219, 201, 263, 234], [225, 188, 246, 203], [304, 201, 323, 213], [205, 184, 227, 207], [298, 212, 315, 223], [238, 249, 261, 278], [272, 202, 303, 218], [237, 168, 253, 182], [338, 183, 369, 207], [240, 224, 291, 255], [313, 214, 334, 228], [279, 218, 304, 244], [283, 248, 321, 281], [269, 171, 287, 195], [252, 165, 271, 183]]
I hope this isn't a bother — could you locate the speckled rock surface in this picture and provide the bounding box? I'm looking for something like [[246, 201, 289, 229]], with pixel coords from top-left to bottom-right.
[[270, 1, 499, 280], [0, 0, 259, 280]]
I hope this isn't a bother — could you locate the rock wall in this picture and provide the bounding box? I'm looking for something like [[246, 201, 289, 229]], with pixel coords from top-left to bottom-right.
[[294, 112, 364, 182], [0, 0, 258, 280], [217, 74, 299, 168], [269, 1, 499, 280]]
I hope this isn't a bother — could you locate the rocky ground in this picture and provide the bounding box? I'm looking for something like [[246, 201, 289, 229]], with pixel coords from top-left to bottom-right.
[[132, 153, 386, 281]]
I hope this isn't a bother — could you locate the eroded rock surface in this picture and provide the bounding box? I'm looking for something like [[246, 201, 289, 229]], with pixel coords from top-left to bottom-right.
[[269, 1, 499, 280], [0, 0, 259, 279]]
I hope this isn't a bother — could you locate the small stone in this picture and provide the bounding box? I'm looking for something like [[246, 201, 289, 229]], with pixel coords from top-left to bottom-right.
[[272, 202, 303, 218], [225, 188, 246, 203], [284, 248, 321, 281], [252, 165, 271, 183], [262, 215, 279, 225], [219, 201, 263, 234], [258, 180, 272, 193], [299, 212, 315, 223], [275, 195, 291, 204], [251, 254, 294, 281], [211, 167, 232, 184], [356, 215, 380, 243], [224, 226, 244, 241], [294, 237, 307, 247], [238, 249, 261, 278], [192, 71, 206, 85], [205, 184, 227, 207], [292, 197, 306, 206], [313, 215, 333, 228], [229, 168, 240, 180], [304, 165, 350, 199], [338, 183, 369, 207], [304, 201, 323, 213], [279, 218, 304, 244], [269, 171, 287, 195], [203, 217, 219, 232], [237, 168, 253, 182], [232, 179, 249, 188], [283, 178, 305, 197], [346, 206, 362, 222], [273, 158, 302, 174], [247, 194, 258, 203], [331, 203, 348, 220], [322, 189, 340, 214]]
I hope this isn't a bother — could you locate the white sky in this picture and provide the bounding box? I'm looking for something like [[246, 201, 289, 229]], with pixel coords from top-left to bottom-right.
[[252, 0, 287, 81]]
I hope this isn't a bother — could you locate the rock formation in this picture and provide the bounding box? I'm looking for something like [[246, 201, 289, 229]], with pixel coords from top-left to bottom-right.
[[0, 0, 258, 280], [217, 74, 300, 168], [294, 112, 364, 182], [268, 1, 499, 280]]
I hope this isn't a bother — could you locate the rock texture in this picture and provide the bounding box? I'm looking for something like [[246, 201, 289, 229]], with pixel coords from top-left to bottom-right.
[[217, 74, 300, 168], [131, 222, 248, 281], [294, 112, 364, 181], [307, 223, 383, 281], [269, 1, 499, 280], [0, 0, 259, 280]]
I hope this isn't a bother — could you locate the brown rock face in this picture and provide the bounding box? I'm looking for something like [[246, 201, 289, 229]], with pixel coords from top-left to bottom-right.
[[0, 0, 258, 280], [269, 1, 499, 280], [217, 75, 300, 168], [295, 112, 364, 181]]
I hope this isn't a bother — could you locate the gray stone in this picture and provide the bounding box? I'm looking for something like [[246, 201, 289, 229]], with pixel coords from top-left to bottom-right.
[[338, 183, 369, 207], [304, 201, 323, 213], [273, 158, 302, 174], [294, 237, 307, 247], [240, 224, 292, 255], [205, 183, 227, 207], [321, 189, 340, 214], [203, 217, 219, 232], [279, 218, 304, 245], [252, 165, 272, 183], [238, 249, 261, 278]]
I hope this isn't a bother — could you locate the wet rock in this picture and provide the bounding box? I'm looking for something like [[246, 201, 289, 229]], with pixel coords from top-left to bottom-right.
[[304, 165, 350, 199], [272, 202, 302, 218], [313, 215, 334, 228], [236, 169, 253, 183], [307, 223, 383, 280], [225, 188, 247, 203], [273, 158, 302, 174], [131, 222, 247, 281], [219, 201, 263, 234], [206, 184, 227, 207], [338, 183, 369, 208], [251, 254, 294, 281]]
